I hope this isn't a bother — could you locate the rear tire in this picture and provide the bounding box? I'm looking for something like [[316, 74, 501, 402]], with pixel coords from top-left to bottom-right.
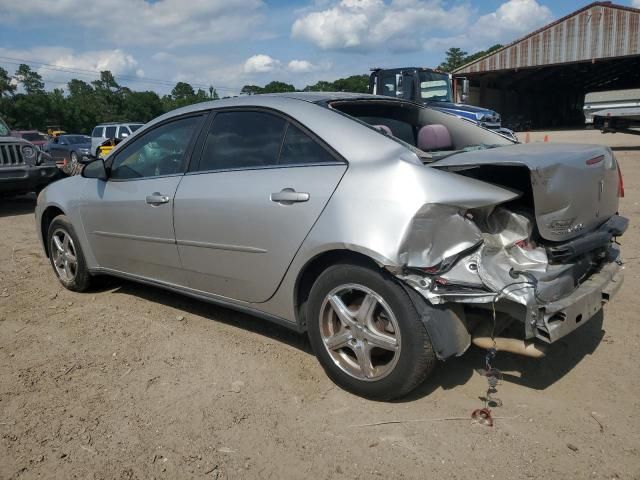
[[47, 214, 92, 292], [307, 263, 436, 400]]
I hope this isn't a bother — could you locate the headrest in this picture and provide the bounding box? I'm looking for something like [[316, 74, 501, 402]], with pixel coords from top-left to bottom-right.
[[417, 124, 452, 151]]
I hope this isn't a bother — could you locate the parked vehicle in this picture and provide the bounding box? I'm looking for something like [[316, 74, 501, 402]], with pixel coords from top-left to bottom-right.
[[584, 89, 640, 136], [36, 93, 626, 399], [10, 130, 48, 150], [96, 137, 124, 159], [46, 134, 92, 166], [369, 67, 517, 140], [46, 125, 66, 139], [91, 122, 143, 156], [1, 117, 60, 197]]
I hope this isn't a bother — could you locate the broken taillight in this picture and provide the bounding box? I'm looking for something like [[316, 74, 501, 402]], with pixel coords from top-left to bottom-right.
[[617, 163, 624, 198]]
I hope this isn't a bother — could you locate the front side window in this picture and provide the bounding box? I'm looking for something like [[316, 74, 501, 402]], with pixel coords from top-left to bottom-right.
[[198, 111, 286, 171], [110, 116, 201, 180], [279, 125, 336, 165], [105, 126, 116, 138]]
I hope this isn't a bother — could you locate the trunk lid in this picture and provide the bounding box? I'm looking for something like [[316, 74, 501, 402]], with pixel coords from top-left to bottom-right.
[[432, 143, 620, 242]]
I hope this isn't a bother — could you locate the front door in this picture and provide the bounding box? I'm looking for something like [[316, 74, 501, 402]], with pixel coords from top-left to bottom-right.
[[80, 114, 205, 285], [174, 110, 347, 303]]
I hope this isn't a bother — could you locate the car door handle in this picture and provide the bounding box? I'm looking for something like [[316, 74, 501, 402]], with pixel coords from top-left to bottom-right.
[[145, 193, 170, 205], [270, 188, 310, 204]]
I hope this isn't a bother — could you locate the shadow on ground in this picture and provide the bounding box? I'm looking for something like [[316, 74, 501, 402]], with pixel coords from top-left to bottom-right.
[[0, 194, 36, 218], [402, 311, 605, 402], [97, 277, 312, 355], [94, 276, 606, 402]]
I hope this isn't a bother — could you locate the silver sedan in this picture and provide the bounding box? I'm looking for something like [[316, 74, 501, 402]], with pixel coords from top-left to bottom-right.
[[36, 93, 626, 399]]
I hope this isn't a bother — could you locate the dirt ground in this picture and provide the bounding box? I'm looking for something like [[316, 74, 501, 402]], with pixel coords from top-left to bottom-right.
[[1, 129, 639, 479]]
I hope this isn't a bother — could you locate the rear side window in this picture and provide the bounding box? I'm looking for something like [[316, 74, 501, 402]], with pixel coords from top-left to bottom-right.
[[117, 126, 131, 138], [198, 111, 286, 171], [92, 127, 104, 137], [105, 126, 116, 138], [279, 125, 337, 165]]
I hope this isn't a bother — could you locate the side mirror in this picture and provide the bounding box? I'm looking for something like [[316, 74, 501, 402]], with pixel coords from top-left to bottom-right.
[[461, 78, 470, 103], [121, 132, 129, 138], [81, 158, 108, 180]]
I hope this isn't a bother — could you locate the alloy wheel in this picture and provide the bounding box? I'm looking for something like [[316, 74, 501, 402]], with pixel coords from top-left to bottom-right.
[[319, 284, 401, 381], [51, 228, 78, 282]]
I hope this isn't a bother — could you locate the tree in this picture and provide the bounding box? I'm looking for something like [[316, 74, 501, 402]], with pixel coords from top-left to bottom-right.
[[0, 67, 16, 97], [15, 64, 45, 95], [261, 81, 295, 93], [240, 85, 263, 95], [437, 48, 468, 73], [332, 75, 369, 93], [437, 45, 504, 72]]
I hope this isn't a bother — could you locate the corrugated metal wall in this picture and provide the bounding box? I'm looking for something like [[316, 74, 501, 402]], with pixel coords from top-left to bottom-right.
[[455, 3, 640, 74]]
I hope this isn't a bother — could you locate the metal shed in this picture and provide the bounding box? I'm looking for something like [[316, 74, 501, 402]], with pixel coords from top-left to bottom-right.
[[452, 2, 640, 129]]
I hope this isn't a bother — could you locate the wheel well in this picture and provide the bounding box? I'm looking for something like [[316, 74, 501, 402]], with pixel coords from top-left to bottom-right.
[[294, 249, 381, 331], [41, 206, 65, 257]]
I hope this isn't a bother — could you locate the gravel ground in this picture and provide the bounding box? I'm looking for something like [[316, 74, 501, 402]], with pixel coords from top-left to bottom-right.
[[1, 129, 639, 479]]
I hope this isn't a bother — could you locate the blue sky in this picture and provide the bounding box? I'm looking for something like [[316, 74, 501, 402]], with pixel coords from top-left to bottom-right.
[[1, 0, 639, 95]]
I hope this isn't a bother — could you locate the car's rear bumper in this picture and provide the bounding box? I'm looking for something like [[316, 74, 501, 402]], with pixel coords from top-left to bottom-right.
[[0, 165, 60, 194], [534, 251, 623, 343]]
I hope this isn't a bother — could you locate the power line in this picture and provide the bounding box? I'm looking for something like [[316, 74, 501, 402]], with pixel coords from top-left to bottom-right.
[[0, 54, 237, 92]]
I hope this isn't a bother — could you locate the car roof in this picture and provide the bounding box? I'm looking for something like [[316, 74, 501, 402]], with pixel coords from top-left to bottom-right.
[[96, 122, 143, 126]]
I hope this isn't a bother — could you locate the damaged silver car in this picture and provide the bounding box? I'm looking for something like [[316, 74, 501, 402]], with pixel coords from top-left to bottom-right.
[[35, 93, 626, 400]]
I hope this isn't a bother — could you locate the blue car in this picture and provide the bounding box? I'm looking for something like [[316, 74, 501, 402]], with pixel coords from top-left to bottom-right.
[[46, 134, 92, 166]]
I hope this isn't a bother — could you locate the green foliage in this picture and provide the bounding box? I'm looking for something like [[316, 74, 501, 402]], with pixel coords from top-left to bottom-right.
[[437, 45, 504, 72], [1, 66, 375, 133], [0, 66, 217, 133]]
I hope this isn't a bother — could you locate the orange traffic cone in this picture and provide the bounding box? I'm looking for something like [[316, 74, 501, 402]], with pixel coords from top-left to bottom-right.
[[524, 132, 530, 143], [543, 135, 549, 142]]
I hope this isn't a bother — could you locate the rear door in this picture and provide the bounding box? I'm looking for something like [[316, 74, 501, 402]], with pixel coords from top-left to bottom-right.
[[174, 109, 347, 303]]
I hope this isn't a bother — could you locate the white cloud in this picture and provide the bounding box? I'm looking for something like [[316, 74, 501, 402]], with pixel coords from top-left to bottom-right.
[[0, 47, 143, 87], [0, 0, 265, 47], [244, 54, 281, 73], [292, 0, 554, 53], [470, 0, 553, 44], [631, 0, 640, 8], [288, 60, 320, 73], [292, 0, 470, 52]]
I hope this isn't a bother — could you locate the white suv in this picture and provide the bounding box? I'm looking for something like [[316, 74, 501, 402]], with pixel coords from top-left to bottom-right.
[[91, 123, 143, 156]]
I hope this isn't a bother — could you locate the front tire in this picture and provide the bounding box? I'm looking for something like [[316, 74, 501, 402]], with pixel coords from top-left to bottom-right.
[[47, 214, 92, 292], [307, 263, 436, 400]]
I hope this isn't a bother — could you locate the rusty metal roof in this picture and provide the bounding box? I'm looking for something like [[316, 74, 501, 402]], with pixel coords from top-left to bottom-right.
[[453, 2, 640, 74]]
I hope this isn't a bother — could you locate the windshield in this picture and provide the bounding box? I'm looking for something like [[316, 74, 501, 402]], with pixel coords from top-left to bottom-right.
[[129, 124, 143, 132], [23, 132, 46, 142], [65, 135, 90, 144], [0, 119, 9, 136], [419, 72, 452, 103]]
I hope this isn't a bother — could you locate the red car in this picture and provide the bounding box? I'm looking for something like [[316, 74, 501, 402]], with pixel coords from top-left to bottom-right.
[[10, 130, 48, 150]]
